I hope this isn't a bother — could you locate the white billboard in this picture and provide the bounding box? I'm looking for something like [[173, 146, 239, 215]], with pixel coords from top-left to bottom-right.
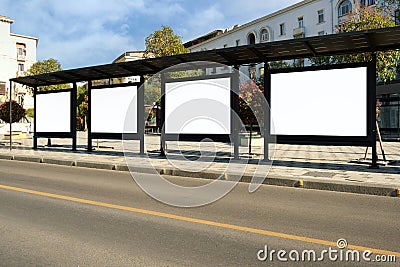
[[165, 77, 231, 135], [270, 67, 367, 137], [36, 91, 71, 133], [91, 85, 138, 133]]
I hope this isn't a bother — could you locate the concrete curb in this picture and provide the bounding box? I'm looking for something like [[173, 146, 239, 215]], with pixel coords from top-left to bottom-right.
[[1, 154, 398, 198]]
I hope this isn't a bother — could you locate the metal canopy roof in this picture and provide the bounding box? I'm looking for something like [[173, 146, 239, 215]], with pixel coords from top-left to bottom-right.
[[11, 26, 400, 87]]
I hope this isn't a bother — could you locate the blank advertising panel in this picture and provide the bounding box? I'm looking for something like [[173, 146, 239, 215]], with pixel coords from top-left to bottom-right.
[[36, 91, 71, 133], [165, 77, 231, 135], [270, 67, 367, 137], [91, 85, 138, 134]]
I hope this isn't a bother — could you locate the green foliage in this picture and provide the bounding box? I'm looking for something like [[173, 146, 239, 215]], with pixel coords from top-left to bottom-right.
[[76, 85, 88, 130], [143, 25, 189, 106], [164, 69, 204, 80], [77, 85, 88, 117], [25, 108, 34, 118], [334, 6, 400, 82], [309, 56, 336, 66], [144, 26, 188, 58], [0, 101, 26, 123], [382, 0, 400, 9], [144, 75, 161, 106], [268, 61, 291, 69], [25, 58, 70, 93]]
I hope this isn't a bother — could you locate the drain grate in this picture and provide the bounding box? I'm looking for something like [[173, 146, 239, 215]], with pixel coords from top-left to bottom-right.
[[303, 171, 337, 178]]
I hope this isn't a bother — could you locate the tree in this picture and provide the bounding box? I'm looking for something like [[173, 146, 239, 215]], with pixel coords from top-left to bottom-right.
[[320, 5, 400, 82], [24, 58, 70, 145], [144, 26, 188, 58], [239, 80, 264, 154], [381, 0, 400, 9], [76, 85, 88, 131], [143, 26, 189, 122], [24, 58, 70, 93], [0, 101, 25, 123]]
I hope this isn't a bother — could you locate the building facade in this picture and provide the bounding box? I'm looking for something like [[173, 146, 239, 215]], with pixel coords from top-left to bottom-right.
[[185, 0, 380, 78], [185, 0, 400, 139], [112, 51, 145, 84], [0, 16, 38, 109]]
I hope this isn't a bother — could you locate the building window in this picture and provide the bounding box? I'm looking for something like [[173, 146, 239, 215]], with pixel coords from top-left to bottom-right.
[[395, 10, 400, 25], [298, 17, 304, 28], [279, 23, 286, 35], [18, 63, 24, 72], [260, 29, 269, 42], [17, 47, 24, 56], [318, 10, 325, 23], [236, 39, 240, 46], [318, 31, 325, 36], [16, 43, 26, 61], [338, 0, 352, 17], [247, 33, 256, 45], [360, 0, 375, 6]]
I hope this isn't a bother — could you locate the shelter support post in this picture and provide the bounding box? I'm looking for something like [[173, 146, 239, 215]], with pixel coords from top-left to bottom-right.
[[138, 76, 145, 155], [87, 81, 93, 152], [370, 54, 378, 169], [33, 86, 38, 149], [160, 74, 166, 156], [72, 82, 77, 151], [233, 65, 240, 160], [9, 81, 12, 151], [263, 62, 270, 161]]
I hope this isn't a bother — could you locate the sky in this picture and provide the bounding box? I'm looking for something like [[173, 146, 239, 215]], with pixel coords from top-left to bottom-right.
[[1, 0, 302, 70]]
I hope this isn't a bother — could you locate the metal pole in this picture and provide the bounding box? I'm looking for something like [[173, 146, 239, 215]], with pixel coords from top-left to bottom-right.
[[233, 65, 240, 160], [370, 53, 379, 169], [160, 73, 166, 156], [72, 83, 77, 151], [138, 76, 145, 155], [263, 62, 270, 161], [9, 81, 12, 151], [33, 86, 38, 149], [87, 81, 93, 152]]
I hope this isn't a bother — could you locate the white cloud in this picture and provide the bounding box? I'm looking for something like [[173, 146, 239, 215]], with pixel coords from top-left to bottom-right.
[[178, 0, 303, 41], [0, 0, 303, 69]]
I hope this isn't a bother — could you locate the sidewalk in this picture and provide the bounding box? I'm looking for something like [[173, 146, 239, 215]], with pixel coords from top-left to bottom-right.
[[1, 132, 399, 197]]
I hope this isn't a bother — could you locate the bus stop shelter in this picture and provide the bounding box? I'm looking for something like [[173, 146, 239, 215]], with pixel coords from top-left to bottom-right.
[[10, 26, 400, 168]]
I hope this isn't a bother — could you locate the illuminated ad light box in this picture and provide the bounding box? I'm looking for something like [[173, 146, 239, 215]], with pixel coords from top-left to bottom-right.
[[268, 63, 374, 146], [91, 85, 138, 134], [164, 76, 232, 140], [36, 91, 71, 133]]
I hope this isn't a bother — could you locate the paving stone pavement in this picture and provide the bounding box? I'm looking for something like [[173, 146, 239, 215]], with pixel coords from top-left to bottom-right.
[[1, 132, 399, 196]]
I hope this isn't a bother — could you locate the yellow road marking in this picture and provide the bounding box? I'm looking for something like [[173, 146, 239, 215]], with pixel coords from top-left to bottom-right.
[[0, 183, 399, 258]]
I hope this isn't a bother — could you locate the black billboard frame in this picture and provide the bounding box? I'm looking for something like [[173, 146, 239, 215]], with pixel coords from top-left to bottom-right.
[[33, 85, 77, 151], [264, 60, 377, 167], [160, 72, 240, 158], [87, 79, 145, 154]]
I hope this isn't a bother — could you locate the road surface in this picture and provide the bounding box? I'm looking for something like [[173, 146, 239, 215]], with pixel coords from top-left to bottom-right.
[[0, 160, 398, 266]]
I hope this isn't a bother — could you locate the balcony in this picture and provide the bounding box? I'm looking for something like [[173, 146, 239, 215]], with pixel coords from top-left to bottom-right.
[[293, 27, 305, 38]]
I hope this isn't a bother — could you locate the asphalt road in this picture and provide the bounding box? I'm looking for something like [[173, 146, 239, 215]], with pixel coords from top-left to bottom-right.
[[0, 159, 398, 266]]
